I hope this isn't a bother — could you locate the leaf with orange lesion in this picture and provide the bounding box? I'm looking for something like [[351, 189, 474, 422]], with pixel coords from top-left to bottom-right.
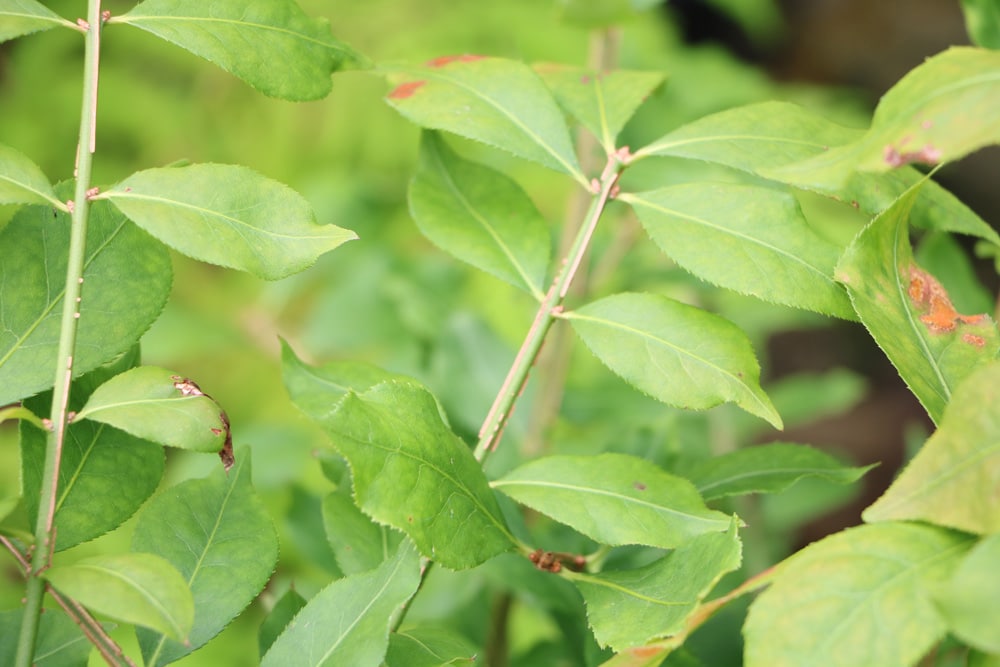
[[906, 266, 987, 335]]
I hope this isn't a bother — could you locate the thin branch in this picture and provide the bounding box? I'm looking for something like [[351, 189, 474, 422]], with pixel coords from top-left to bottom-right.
[[48, 585, 137, 667], [0, 535, 30, 573]]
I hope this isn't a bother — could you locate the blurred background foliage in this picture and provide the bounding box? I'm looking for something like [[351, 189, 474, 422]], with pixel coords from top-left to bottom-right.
[[0, 1, 996, 665]]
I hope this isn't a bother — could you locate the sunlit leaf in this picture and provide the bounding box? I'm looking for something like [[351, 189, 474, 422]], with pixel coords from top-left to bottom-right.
[[0, 143, 61, 208], [322, 491, 403, 575], [624, 184, 854, 318], [0, 0, 74, 43], [45, 553, 194, 641], [383, 56, 585, 182], [0, 190, 172, 406], [836, 181, 999, 424], [493, 453, 730, 549], [931, 533, 1000, 654], [687, 443, 873, 501], [744, 522, 974, 667], [323, 380, 515, 569], [535, 64, 664, 149], [116, 0, 365, 101], [568, 521, 741, 651], [409, 131, 550, 296], [566, 292, 781, 427], [75, 366, 227, 453], [385, 626, 480, 667], [132, 451, 278, 666], [863, 362, 1000, 534], [961, 0, 1000, 48], [261, 540, 420, 667], [103, 164, 356, 280]]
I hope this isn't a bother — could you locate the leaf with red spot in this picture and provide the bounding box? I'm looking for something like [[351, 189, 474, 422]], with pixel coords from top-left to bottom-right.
[[383, 56, 586, 183], [835, 180, 1000, 424]]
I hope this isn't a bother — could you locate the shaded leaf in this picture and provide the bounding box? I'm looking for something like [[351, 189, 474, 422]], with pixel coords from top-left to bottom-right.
[[103, 164, 355, 280], [0, 190, 172, 406], [324, 380, 515, 569], [75, 365, 227, 453], [566, 292, 781, 427], [0, 143, 61, 208], [383, 56, 585, 182], [259, 589, 307, 659], [116, 0, 365, 101], [863, 362, 1000, 534], [45, 553, 194, 641], [322, 491, 403, 576], [568, 521, 741, 651], [688, 443, 873, 501], [0, 0, 73, 43], [744, 523, 974, 667], [624, 184, 854, 318], [961, 0, 1000, 48], [535, 64, 664, 149], [385, 627, 480, 667], [0, 606, 110, 667], [132, 451, 278, 666], [409, 131, 550, 296], [493, 453, 730, 549], [261, 540, 420, 667], [835, 182, 999, 424], [931, 533, 1000, 654]]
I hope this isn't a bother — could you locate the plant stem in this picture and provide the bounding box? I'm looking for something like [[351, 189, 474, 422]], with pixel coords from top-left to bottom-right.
[[15, 3, 102, 665]]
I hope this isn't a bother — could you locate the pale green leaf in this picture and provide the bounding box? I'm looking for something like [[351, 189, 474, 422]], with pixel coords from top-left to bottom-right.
[[261, 540, 420, 667], [323, 380, 515, 569], [385, 627, 480, 667], [0, 0, 74, 42], [409, 131, 550, 296], [45, 553, 194, 641], [932, 533, 1000, 653], [863, 362, 1000, 534], [75, 366, 227, 453], [624, 184, 854, 318], [132, 451, 279, 666], [493, 453, 730, 549], [0, 143, 61, 207], [962, 0, 1000, 48], [0, 404, 45, 430], [103, 164, 356, 280], [383, 56, 585, 182], [534, 64, 664, 149], [0, 190, 172, 406], [568, 521, 741, 651], [688, 443, 873, 501], [322, 491, 403, 576], [744, 523, 974, 667], [566, 292, 781, 428], [116, 0, 365, 101], [836, 181, 999, 424]]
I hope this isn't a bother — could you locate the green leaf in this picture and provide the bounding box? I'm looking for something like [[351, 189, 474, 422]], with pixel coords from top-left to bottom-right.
[[0, 143, 61, 208], [687, 443, 874, 501], [115, 0, 364, 101], [409, 131, 550, 296], [45, 553, 194, 642], [931, 533, 1000, 653], [0, 0, 74, 43], [835, 182, 999, 424], [962, 0, 1000, 48], [102, 164, 356, 280], [568, 521, 741, 651], [863, 362, 1000, 534], [383, 56, 585, 182], [259, 588, 307, 658], [74, 366, 228, 454], [323, 380, 515, 569], [322, 491, 403, 576], [131, 451, 279, 666], [385, 627, 480, 667], [21, 401, 164, 551], [0, 192, 172, 406], [624, 184, 854, 318], [636, 101, 1000, 247], [261, 539, 421, 667], [566, 292, 781, 428], [493, 453, 730, 549], [0, 606, 110, 667], [744, 522, 974, 667], [534, 64, 664, 150]]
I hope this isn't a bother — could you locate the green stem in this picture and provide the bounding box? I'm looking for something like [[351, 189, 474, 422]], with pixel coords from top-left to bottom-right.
[[15, 3, 103, 665], [473, 148, 629, 463]]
